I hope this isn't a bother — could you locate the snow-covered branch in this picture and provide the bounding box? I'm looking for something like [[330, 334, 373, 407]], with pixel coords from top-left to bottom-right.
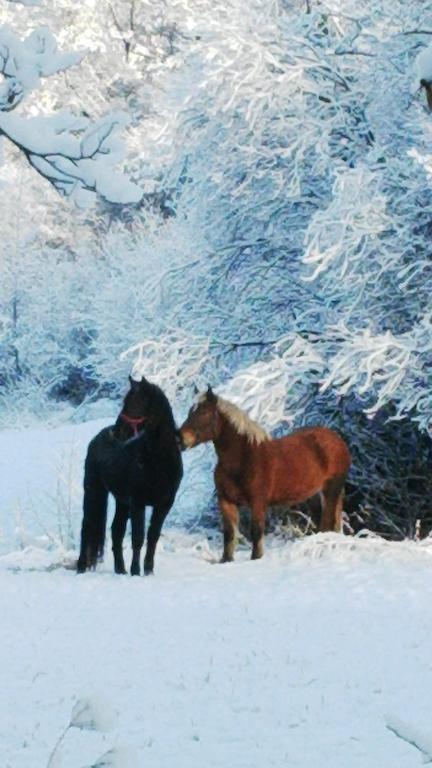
[[0, 26, 85, 109], [0, 110, 142, 204], [0, 25, 142, 204], [5, 0, 41, 5], [121, 331, 214, 403], [320, 326, 413, 416]]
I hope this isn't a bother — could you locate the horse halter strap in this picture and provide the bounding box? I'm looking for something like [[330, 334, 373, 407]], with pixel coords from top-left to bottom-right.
[[120, 412, 146, 437]]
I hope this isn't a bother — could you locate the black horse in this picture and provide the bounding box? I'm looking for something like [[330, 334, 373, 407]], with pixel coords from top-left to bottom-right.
[[77, 376, 183, 576]]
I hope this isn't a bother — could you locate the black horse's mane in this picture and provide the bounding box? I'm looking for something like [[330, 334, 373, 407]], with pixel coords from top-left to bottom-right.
[[145, 383, 177, 432]]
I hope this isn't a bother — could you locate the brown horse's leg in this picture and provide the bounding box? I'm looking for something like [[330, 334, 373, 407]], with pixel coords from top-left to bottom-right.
[[334, 486, 345, 532], [250, 501, 266, 560], [320, 475, 346, 532], [219, 498, 239, 562]]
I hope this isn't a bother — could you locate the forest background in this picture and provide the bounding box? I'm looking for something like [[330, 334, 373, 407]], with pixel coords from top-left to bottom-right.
[[2, 0, 432, 539]]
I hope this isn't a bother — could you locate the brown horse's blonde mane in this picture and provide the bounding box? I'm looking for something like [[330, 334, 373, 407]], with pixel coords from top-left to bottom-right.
[[218, 397, 270, 443], [198, 393, 269, 444]]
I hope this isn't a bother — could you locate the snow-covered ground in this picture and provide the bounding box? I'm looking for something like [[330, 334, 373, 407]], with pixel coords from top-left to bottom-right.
[[1, 422, 432, 767]]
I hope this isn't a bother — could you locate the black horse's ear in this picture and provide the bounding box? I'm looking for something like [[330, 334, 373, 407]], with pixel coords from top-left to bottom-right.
[[207, 384, 217, 402], [129, 374, 141, 390]]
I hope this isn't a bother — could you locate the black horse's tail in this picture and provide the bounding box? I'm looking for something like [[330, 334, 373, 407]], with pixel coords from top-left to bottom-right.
[[77, 453, 108, 573]]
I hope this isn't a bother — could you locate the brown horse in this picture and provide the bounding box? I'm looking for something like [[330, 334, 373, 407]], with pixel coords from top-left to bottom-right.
[[179, 387, 351, 562]]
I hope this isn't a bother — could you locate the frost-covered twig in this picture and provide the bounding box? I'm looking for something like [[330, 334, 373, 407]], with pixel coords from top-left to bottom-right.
[[386, 715, 432, 763], [46, 697, 117, 768]]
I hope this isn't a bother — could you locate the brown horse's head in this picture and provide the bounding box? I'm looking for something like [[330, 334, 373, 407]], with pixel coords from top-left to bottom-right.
[[179, 386, 219, 449]]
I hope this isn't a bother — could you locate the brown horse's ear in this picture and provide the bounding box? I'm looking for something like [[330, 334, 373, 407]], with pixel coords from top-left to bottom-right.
[[207, 384, 217, 402], [192, 383, 199, 395]]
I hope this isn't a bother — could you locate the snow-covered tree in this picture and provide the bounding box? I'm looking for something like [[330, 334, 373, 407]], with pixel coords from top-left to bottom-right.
[[2, 0, 432, 535]]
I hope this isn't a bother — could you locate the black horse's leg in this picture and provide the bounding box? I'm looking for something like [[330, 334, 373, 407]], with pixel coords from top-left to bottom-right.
[[111, 501, 128, 574], [143, 505, 170, 575], [130, 504, 145, 576], [77, 461, 108, 573]]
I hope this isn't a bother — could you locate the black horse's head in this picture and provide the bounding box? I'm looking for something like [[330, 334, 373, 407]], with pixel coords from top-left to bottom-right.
[[115, 375, 177, 441]]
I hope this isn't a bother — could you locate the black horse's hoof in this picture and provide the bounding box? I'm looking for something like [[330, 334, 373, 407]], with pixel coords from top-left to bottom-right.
[[130, 564, 141, 576], [114, 566, 127, 575], [143, 558, 154, 575], [76, 559, 86, 573]]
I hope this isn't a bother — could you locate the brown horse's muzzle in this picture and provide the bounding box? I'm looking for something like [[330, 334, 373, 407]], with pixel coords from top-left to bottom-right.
[[178, 428, 196, 450]]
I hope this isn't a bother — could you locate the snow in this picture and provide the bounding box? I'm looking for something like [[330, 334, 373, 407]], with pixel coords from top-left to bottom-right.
[[0, 418, 110, 555], [1, 421, 432, 767], [2, 532, 432, 767]]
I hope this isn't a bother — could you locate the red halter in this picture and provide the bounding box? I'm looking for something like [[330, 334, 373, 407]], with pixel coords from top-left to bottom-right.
[[120, 413, 146, 437]]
